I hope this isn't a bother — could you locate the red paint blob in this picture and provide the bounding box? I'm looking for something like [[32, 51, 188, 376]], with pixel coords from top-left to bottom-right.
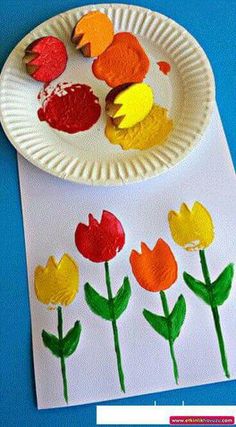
[[38, 83, 101, 133], [25, 36, 68, 83], [157, 61, 171, 75]]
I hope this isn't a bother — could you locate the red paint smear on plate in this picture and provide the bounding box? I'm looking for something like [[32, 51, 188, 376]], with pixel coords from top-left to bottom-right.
[[157, 61, 171, 75], [37, 82, 101, 133]]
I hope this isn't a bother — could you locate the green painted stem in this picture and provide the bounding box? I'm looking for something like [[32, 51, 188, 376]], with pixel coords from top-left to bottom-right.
[[199, 250, 230, 378], [160, 291, 179, 385], [105, 261, 125, 393], [57, 306, 68, 403]]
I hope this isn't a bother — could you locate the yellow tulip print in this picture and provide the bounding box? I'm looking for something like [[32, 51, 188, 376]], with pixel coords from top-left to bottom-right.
[[34, 253, 82, 403], [34, 254, 79, 306], [168, 201, 234, 379], [168, 202, 214, 251]]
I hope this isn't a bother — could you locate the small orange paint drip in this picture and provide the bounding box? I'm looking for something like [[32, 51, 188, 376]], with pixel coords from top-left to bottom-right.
[[48, 305, 56, 311], [157, 61, 171, 75]]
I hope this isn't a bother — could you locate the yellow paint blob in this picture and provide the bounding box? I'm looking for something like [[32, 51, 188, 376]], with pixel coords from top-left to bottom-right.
[[168, 202, 215, 251], [34, 254, 79, 306], [111, 83, 154, 129], [105, 104, 173, 150]]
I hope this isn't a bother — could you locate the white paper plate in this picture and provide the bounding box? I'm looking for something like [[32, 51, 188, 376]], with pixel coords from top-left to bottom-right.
[[0, 4, 215, 185]]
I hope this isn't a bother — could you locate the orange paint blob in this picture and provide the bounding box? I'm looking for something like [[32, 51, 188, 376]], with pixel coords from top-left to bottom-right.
[[72, 11, 114, 57], [92, 32, 150, 87], [157, 61, 171, 75], [130, 239, 178, 292]]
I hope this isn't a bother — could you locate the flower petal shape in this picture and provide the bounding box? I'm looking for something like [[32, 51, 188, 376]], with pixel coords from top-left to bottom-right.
[[168, 201, 214, 251], [34, 254, 79, 306], [130, 239, 178, 292], [75, 210, 125, 262]]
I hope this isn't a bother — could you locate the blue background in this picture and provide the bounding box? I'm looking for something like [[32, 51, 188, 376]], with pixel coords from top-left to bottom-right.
[[0, 1, 235, 426]]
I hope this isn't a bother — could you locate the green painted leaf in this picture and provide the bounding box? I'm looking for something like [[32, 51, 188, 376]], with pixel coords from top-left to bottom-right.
[[143, 309, 169, 340], [85, 277, 131, 321], [62, 321, 82, 357], [183, 272, 211, 305], [84, 283, 112, 320], [169, 295, 186, 341], [42, 330, 61, 357], [113, 277, 131, 319], [212, 263, 234, 306]]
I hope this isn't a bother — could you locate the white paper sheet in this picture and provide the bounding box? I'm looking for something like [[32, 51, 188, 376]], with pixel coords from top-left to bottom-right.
[[18, 107, 236, 409]]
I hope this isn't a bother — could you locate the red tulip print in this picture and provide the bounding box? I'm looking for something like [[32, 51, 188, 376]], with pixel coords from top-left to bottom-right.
[[75, 211, 131, 392], [75, 210, 125, 263]]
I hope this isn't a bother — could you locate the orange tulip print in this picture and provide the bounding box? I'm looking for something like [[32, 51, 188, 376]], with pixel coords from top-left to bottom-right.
[[130, 238, 186, 384], [130, 239, 177, 292]]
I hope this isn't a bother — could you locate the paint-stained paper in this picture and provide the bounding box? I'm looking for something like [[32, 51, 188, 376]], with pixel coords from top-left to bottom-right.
[[18, 107, 236, 409]]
